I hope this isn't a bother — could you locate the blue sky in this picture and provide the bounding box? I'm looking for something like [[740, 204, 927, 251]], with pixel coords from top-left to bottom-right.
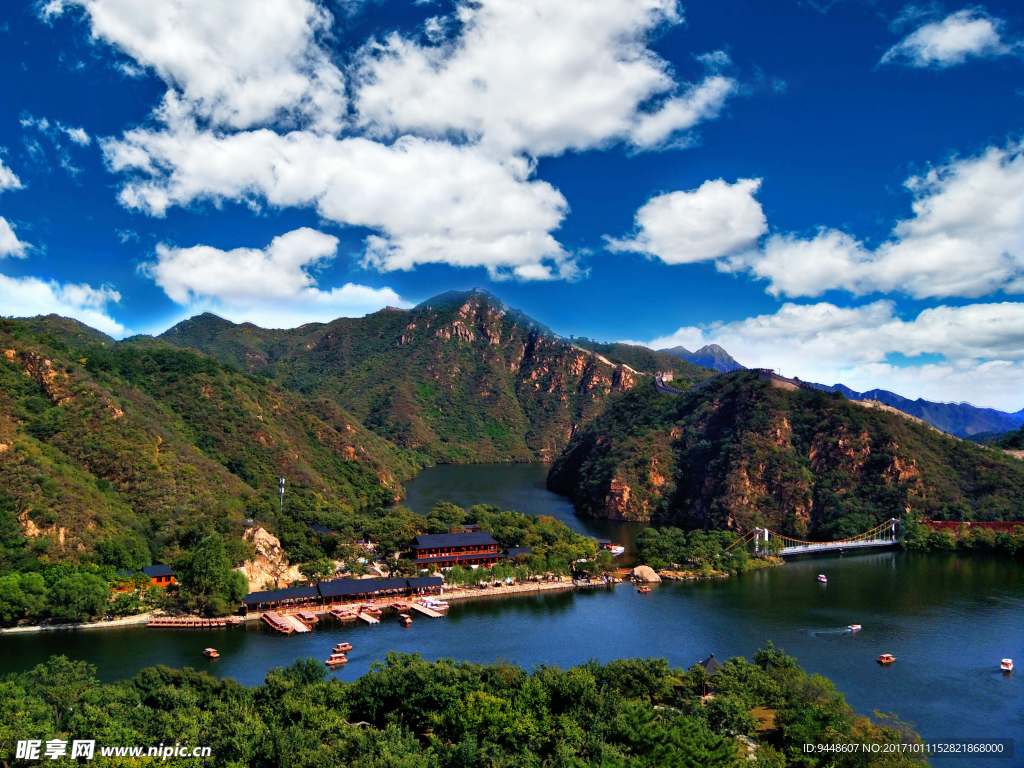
[[1, 0, 1023, 408]]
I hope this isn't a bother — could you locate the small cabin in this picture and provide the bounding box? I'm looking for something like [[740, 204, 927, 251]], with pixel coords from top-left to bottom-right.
[[142, 564, 176, 587]]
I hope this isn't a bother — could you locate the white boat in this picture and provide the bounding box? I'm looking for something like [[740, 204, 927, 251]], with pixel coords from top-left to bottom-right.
[[847, 624, 862, 632], [609, 545, 626, 557], [817, 574, 828, 583], [1002, 659, 1013, 672]]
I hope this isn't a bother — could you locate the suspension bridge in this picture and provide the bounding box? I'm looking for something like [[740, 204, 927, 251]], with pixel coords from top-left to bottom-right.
[[726, 518, 901, 557]]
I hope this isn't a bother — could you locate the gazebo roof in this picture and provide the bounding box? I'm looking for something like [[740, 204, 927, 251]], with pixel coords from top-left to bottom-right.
[[698, 654, 724, 675]]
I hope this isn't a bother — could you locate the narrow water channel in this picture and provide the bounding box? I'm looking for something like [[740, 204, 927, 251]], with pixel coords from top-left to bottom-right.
[[0, 464, 1020, 767]]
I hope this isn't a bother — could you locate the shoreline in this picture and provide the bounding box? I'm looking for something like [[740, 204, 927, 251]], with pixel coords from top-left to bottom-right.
[[0, 564, 782, 634], [0, 612, 153, 635]]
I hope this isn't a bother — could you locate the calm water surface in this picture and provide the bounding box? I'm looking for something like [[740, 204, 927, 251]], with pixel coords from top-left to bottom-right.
[[1, 464, 1020, 766]]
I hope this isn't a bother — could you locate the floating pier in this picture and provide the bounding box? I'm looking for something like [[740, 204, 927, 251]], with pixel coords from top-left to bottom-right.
[[357, 612, 380, 624], [409, 603, 443, 618], [147, 617, 236, 629]]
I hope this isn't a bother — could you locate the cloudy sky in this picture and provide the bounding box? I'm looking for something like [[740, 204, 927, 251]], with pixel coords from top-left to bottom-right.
[[1, 0, 1023, 409]]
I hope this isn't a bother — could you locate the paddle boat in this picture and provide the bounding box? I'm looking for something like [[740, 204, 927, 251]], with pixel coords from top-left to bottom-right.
[[848, 624, 862, 632], [636, 586, 652, 594], [817, 574, 828, 583], [1002, 659, 1013, 672], [202, 648, 220, 659], [398, 613, 412, 627], [877, 654, 896, 664], [325, 653, 348, 666]]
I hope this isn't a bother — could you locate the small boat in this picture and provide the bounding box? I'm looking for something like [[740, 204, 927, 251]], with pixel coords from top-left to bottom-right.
[[609, 545, 626, 557], [848, 624, 862, 632], [333, 642, 353, 653], [817, 575, 828, 583], [325, 653, 347, 666], [1002, 659, 1013, 672], [202, 648, 219, 659], [637, 586, 652, 594], [877, 654, 896, 664], [296, 611, 318, 625], [398, 613, 412, 626]]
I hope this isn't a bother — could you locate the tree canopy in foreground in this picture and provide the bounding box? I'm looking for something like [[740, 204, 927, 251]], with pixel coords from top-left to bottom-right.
[[0, 646, 926, 767]]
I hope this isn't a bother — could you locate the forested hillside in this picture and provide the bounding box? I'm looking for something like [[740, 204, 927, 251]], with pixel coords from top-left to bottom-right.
[[0, 318, 424, 572], [547, 370, 1024, 537], [155, 290, 715, 463]]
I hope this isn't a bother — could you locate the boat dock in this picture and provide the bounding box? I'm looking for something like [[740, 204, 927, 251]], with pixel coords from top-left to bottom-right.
[[409, 602, 443, 618], [262, 612, 312, 634], [357, 611, 380, 624], [147, 617, 241, 629]]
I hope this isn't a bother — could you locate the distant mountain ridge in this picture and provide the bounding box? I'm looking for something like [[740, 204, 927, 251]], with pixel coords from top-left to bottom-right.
[[656, 340, 1023, 438], [658, 344, 745, 373], [808, 383, 1024, 438]]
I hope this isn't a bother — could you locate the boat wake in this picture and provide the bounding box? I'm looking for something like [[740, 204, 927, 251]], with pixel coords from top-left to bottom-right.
[[803, 627, 862, 638]]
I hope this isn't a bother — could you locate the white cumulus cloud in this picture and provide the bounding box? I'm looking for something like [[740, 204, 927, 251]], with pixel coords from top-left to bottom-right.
[[0, 272, 124, 337], [105, 121, 576, 280], [645, 301, 1024, 410], [623, 142, 1024, 299], [739, 143, 1024, 298], [353, 0, 738, 156], [42, 0, 346, 132], [140, 227, 410, 328], [0, 156, 24, 193], [606, 178, 767, 263], [60, 0, 743, 281], [0, 218, 30, 258], [881, 8, 1017, 68]]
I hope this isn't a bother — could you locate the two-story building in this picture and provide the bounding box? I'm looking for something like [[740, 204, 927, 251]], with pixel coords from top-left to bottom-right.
[[408, 532, 505, 568]]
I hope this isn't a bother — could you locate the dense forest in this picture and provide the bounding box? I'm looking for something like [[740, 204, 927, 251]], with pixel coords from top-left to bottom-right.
[[0, 648, 926, 768], [547, 371, 1024, 538]]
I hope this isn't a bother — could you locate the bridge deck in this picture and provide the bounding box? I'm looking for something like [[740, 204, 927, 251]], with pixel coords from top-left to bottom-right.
[[778, 539, 897, 556]]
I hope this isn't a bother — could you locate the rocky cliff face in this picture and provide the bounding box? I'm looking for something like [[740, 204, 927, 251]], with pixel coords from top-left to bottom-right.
[[236, 527, 303, 591], [548, 370, 1024, 537]]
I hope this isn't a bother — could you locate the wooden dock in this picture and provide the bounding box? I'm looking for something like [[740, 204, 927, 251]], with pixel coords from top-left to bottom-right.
[[147, 617, 237, 629], [409, 603, 443, 618], [357, 612, 380, 624], [281, 614, 311, 633], [262, 612, 294, 634]]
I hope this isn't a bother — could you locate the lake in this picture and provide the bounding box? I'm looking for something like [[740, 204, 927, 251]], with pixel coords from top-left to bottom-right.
[[1, 463, 1021, 766]]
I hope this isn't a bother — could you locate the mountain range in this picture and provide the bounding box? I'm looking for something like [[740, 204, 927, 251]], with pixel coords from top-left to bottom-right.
[[151, 290, 712, 463], [658, 344, 745, 373], [806, 383, 1024, 438], [659, 342, 1023, 439], [6, 288, 1023, 573]]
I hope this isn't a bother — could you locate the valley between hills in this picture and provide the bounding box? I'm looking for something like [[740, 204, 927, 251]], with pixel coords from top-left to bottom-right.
[[2, 288, 1023, 583]]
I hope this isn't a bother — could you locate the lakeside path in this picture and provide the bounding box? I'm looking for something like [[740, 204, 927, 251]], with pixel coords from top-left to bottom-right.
[[1, 612, 153, 634]]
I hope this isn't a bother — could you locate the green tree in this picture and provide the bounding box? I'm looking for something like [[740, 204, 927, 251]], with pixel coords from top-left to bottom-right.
[[613, 703, 740, 768], [48, 573, 109, 621], [299, 557, 336, 585], [0, 573, 47, 625], [176, 534, 231, 598], [30, 656, 97, 727], [175, 534, 248, 615]]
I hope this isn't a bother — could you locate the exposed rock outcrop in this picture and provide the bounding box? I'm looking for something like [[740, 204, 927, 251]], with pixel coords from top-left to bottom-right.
[[236, 526, 303, 592], [631, 565, 661, 583]]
